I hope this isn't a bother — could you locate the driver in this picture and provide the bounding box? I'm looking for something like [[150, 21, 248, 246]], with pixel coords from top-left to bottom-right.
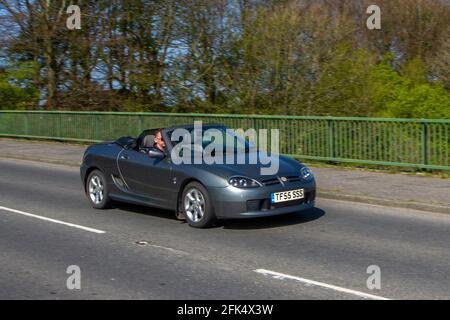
[[153, 129, 166, 152]]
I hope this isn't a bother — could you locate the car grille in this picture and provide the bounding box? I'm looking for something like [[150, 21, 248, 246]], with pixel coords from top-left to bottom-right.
[[260, 176, 302, 186]]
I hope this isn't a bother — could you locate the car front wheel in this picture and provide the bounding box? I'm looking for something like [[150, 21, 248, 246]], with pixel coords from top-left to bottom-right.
[[86, 170, 111, 209], [182, 182, 215, 228]]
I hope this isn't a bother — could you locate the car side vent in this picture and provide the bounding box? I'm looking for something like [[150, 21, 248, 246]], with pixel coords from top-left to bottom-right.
[[112, 175, 128, 191]]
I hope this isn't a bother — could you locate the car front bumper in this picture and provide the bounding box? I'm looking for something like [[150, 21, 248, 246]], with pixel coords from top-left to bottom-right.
[[209, 180, 316, 219]]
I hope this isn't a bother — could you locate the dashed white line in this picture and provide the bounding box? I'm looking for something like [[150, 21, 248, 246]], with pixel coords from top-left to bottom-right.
[[0, 206, 106, 234], [255, 269, 390, 300]]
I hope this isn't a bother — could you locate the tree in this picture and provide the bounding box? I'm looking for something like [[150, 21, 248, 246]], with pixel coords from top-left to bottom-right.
[[0, 61, 39, 110], [0, 0, 449, 117]]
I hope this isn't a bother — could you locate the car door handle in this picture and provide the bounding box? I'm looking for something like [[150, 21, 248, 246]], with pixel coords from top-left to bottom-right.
[[120, 154, 129, 160]]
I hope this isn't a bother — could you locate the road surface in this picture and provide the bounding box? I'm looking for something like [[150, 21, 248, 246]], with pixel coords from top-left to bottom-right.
[[0, 158, 449, 300]]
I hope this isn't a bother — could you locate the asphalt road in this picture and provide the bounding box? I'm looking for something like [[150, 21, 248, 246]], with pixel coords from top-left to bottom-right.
[[0, 158, 449, 300]]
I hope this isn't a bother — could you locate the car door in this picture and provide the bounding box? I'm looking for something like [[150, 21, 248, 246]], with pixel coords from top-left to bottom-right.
[[118, 148, 175, 208]]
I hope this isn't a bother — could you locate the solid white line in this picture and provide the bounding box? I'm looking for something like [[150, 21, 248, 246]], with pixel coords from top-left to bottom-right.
[[0, 206, 106, 234], [255, 269, 390, 300]]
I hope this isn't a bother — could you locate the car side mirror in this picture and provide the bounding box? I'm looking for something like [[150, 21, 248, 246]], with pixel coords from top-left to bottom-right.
[[148, 149, 165, 159]]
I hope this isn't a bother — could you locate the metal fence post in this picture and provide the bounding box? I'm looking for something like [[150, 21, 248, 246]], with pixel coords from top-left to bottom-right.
[[422, 121, 429, 166], [95, 114, 100, 141], [24, 113, 29, 136], [328, 119, 335, 159], [57, 113, 62, 138], [138, 114, 143, 134]]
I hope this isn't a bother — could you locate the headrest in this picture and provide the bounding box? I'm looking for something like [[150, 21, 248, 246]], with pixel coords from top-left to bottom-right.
[[143, 135, 155, 148]]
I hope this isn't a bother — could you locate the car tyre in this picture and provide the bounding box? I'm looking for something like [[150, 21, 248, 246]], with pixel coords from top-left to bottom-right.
[[86, 169, 112, 209], [182, 182, 216, 228]]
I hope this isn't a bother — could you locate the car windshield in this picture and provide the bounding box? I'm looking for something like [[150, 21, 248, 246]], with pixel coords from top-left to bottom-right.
[[168, 126, 253, 153]]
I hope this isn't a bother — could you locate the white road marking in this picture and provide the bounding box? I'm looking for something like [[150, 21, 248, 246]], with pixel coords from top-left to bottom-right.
[[255, 269, 390, 300], [0, 206, 106, 234], [148, 244, 189, 256], [135, 241, 189, 255]]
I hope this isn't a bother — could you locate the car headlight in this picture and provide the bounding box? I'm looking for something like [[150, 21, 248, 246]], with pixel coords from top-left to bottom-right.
[[229, 176, 262, 188], [301, 167, 314, 180]]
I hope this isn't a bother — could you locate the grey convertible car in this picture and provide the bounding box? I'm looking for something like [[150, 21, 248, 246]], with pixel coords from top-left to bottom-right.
[[80, 124, 316, 228]]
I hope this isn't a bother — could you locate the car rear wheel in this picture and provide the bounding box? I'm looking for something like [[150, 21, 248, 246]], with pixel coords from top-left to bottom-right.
[[86, 170, 111, 209], [182, 182, 215, 228]]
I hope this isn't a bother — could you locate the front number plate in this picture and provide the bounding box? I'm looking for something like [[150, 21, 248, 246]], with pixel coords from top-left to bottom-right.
[[271, 189, 305, 204]]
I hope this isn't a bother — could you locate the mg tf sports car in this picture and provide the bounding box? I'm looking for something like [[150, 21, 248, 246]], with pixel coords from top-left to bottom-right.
[[80, 124, 316, 228]]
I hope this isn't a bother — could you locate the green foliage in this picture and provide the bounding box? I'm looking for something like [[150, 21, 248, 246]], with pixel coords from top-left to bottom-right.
[[312, 47, 377, 116], [369, 57, 450, 119], [304, 49, 450, 119], [0, 62, 39, 110], [381, 84, 450, 119]]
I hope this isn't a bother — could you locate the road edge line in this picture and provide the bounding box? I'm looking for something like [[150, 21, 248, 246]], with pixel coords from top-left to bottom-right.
[[255, 269, 390, 300], [0, 206, 106, 234]]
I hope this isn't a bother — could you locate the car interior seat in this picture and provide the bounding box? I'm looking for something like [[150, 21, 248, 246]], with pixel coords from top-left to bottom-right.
[[142, 135, 155, 149]]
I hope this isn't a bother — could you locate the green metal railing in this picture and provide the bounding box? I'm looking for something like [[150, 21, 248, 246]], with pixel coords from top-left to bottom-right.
[[0, 110, 449, 170]]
